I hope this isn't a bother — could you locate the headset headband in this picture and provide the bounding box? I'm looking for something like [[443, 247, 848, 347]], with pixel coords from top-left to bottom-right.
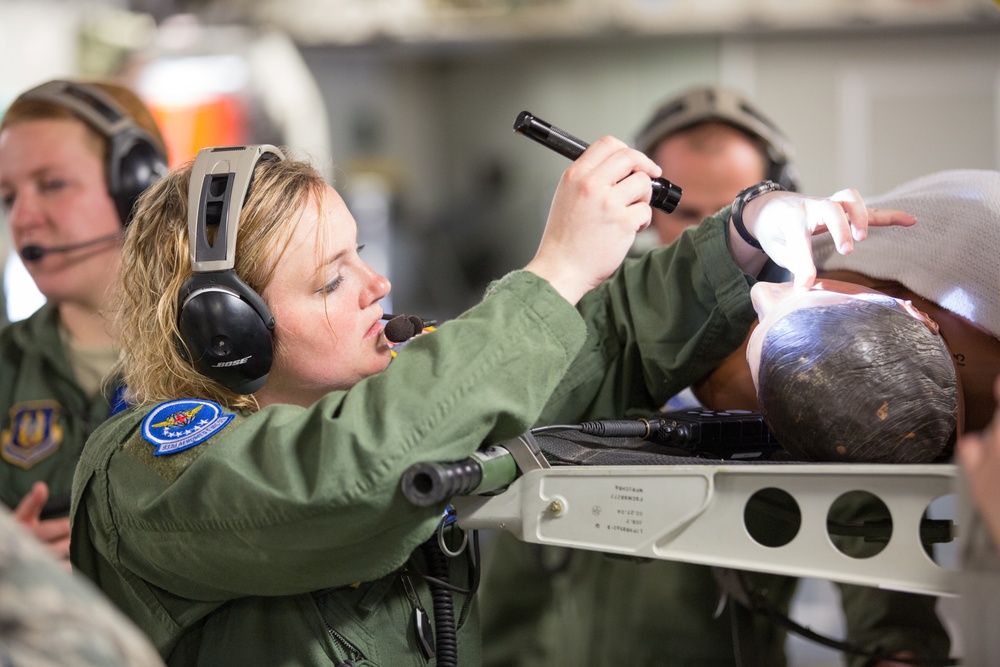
[[178, 144, 284, 394], [20, 79, 168, 224], [22, 80, 143, 142], [188, 145, 285, 272]]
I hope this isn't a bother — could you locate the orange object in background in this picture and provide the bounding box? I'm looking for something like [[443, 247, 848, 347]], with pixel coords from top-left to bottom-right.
[[147, 93, 249, 167]]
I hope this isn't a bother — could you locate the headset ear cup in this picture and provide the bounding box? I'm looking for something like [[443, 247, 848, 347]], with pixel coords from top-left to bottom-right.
[[177, 273, 274, 395], [770, 161, 800, 193], [110, 131, 168, 225]]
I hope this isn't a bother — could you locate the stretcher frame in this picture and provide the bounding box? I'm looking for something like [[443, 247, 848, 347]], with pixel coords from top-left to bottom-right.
[[451, 434, 959, 597]]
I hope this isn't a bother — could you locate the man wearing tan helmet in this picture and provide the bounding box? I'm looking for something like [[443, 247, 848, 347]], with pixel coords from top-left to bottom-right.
[[636, 86, 799, 247]]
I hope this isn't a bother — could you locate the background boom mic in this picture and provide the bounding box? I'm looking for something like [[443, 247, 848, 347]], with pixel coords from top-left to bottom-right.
[[21, 231, 124, 261]]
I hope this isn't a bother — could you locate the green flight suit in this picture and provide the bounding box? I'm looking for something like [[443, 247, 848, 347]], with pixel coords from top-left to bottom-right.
[[0, 303, 118, 514], [70, 211, 758, 665]]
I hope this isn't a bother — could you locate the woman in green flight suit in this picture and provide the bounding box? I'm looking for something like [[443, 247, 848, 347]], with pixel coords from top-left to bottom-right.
[[69, 137, 907, 665], [0, 79, 167, 562]]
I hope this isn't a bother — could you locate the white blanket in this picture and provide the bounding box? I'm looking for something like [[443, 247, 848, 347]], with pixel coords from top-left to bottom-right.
[[813, 169, 1000, 339]]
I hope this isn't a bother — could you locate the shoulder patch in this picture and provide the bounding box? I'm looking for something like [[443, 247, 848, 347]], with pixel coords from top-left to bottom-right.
[[141, 399, 234, 456], [1, 400, 63, 469]]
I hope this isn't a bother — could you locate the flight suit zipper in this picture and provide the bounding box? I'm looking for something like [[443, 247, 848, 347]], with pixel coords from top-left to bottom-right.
[[324, 622, 365, 667]]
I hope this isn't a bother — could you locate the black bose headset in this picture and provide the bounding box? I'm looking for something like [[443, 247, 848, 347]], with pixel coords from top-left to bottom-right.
[[21, 79, 168, 224], [176, 145, 284, 395], [634, 86, 800, 192]]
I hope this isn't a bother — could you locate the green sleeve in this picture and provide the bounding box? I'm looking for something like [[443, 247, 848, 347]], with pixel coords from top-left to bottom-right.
[[76, 271, 588, 599], [838, 584, 951, 667], [541, 208, 757, 422]]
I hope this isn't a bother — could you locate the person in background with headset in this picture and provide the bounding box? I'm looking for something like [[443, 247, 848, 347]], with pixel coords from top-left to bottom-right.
[[637, 85, 799, 409], [67, 135, 904, 665], [479, 86, 949, 667], [635, 85, 799, 248], [0, 79, 168, 562]]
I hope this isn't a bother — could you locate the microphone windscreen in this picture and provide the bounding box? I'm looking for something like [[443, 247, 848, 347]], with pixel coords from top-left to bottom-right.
[[21, 246, 44, 262], [407, 315, 423, 332], [385, 315, 417, 343]]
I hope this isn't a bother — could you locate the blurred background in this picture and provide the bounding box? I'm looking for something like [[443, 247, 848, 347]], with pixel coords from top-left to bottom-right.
[[3, 0, 999, 324], [1, 1, 997, 664]]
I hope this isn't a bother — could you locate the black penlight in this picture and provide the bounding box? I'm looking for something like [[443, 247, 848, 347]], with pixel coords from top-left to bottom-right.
[[513, 110, 682, 214]]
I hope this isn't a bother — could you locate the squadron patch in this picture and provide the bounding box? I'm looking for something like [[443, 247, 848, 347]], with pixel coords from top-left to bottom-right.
[[142, 399, 234, 456], [1, 401, 64, 469]]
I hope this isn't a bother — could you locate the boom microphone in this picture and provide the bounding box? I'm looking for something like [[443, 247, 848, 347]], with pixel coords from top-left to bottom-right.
[[21, 231, 124, 261], [384, 314, 424, 343]]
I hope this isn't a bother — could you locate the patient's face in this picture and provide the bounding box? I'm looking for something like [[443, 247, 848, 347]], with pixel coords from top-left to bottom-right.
[[746, 279, 938, 389]]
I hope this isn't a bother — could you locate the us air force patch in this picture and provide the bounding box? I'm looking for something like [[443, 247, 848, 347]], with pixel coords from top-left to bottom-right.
[[142, 399, 234, 456], [1, 400, 64, 469]]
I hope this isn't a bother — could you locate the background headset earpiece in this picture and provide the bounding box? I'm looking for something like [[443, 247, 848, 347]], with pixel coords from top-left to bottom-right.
[[177, 145, 284, 395], [21, 79, 169, 225], [634, 86, 800, 193]]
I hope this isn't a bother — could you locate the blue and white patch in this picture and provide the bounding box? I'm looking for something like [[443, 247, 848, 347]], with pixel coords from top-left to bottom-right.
[[142, 399, 234, 456]]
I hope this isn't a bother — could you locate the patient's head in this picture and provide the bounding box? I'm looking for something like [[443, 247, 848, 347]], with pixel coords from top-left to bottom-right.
[[747, 280, 958, 463]]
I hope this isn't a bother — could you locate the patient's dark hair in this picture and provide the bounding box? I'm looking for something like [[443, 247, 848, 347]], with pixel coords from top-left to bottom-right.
[[757, 298, 957, 463]]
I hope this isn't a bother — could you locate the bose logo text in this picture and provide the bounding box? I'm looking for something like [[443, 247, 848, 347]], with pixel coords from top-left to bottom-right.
[[212, 356, 252, 368]]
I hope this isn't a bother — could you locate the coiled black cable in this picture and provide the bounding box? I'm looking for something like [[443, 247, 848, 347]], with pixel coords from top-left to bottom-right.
[[422, 538, 457, 667]]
